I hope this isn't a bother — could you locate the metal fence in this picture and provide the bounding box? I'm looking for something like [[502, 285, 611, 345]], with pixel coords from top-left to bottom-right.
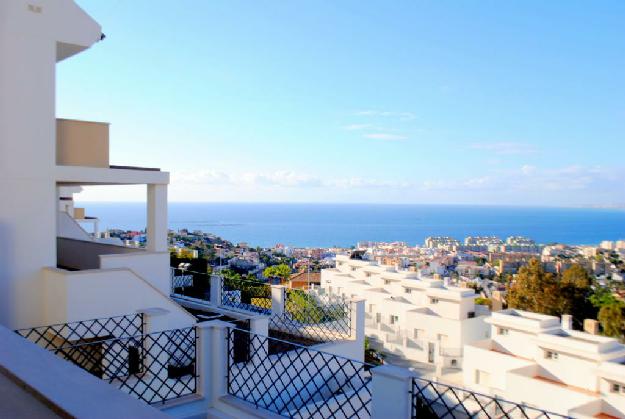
[[221, 276, 272, 314], [15, 313, 144, 353], [17, 316, 197, 405], [170, 268, 211, 301], [269, 289, 351, 343], [53, 327, 196, 405], [411, 377, 569, 419], [226, 327, 373, 418]]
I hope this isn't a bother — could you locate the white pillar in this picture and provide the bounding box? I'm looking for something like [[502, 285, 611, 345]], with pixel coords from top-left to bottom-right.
[[210, 274, 223, 306], [146, 184, 168, 252], [350, 297, 365, 345], [196, 320, 233, 407], [371, 365, 414, 419], [136, 307, 169, 334], [249, 315, 269, 365], [271, 285, 286, 316]]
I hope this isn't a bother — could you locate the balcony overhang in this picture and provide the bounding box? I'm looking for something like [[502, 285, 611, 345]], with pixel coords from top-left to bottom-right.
[[56, 165, 169, 186]]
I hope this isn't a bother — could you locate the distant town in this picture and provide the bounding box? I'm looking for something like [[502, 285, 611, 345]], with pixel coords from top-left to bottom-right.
[[106, 228, 625, 287]]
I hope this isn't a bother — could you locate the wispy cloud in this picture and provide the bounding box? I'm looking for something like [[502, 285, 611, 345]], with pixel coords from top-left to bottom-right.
[[470, 142, 538, 155], [364, 133, 408, 141]]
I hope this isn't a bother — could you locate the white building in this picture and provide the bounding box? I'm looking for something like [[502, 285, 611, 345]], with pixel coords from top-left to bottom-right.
[[319, 255, 491, 374], [464, 309, 625, 418]]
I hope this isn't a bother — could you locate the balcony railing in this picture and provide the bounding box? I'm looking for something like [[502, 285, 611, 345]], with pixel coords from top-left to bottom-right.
[[16, 313, 144, 354], [226, 327, 373, 418], [269, 289, 351, 343], [16, 316, 197, 405], [170, 268, 211, 301], [411, 377, 568, 419], [221, 276, 272, 314], [439, 347, 463, 358]]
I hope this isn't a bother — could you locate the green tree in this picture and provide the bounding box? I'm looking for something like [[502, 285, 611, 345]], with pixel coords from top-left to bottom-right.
[[559, 264, 594, 322], [263, 264, 292, 283], [507, 259, 560, 316], [598, 303, 625, 338]]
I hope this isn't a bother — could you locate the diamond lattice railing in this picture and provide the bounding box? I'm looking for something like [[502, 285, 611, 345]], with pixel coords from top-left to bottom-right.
[[227, 327, 373, 418], [411, 377, 570, 419]]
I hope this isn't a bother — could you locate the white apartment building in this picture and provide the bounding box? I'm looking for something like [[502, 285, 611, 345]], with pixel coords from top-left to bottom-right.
[[464, 309, 625, 418], [320, 255, 491, 373]]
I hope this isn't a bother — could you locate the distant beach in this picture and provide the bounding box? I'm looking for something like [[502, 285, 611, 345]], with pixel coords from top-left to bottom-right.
[[77, 202, 625, 248]]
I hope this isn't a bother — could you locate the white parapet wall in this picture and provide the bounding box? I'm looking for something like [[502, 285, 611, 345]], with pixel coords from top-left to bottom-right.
[[41, 267, 195, 331]]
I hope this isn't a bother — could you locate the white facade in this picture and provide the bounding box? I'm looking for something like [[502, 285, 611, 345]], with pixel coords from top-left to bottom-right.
[[463, 309, 625, 417], [320, 255, 490, 372], [0, 0, 189, 331]]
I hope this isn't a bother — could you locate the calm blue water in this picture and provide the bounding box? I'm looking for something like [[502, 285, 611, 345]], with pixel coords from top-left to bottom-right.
[[77, 203, 625, 248]]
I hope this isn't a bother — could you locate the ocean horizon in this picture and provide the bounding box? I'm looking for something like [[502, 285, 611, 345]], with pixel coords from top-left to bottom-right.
[[75, 202, 625, 248]]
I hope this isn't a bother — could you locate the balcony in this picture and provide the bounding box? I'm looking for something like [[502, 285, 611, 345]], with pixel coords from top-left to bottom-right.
[[56, 118, 109, 168]]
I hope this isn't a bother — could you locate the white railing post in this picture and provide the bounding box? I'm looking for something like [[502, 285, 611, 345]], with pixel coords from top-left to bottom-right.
[[271, 285, 286, 316], [350, 297, 365, 343], [371, 365, 414, 419], [249, 315, 269, 366], [136, 307, 169, 334], [210, 274, 222, 306], [195, 320, 233, 407]]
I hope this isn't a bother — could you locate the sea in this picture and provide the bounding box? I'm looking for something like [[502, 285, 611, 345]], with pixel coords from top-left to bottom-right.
[[76, 202, 625, 249]]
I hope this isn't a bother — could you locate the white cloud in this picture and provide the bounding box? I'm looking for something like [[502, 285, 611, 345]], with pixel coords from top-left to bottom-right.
[[364, 133, 408, 141], [470, 142, 537, 155]]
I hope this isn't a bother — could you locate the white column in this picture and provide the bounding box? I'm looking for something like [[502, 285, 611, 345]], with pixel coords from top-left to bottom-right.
[[249, 315, 269, 365], [271, 285, 286, 316], [196, 320, 233, 406], [350, 297, 365, 343], [210, 274, 223, 306], [146, 184, 168, 252], [371, 365, 414, 419], [136, 307, 169, 334]]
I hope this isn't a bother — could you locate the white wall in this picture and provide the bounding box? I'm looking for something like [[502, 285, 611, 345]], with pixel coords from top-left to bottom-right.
[[0, 0, 100, 329], [99, 251, 170, 296], [42, 267, 195, 331]]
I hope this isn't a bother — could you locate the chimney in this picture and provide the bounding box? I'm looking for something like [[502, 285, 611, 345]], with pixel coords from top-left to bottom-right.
[[561, 314, 573, 330], [583, 319, 600, 335]]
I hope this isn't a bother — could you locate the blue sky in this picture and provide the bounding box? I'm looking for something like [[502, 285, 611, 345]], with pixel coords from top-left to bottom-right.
[[64, 1, 625, 206]]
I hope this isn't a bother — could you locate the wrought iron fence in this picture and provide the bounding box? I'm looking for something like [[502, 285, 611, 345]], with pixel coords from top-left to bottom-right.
[[411, 377, 569, 419], [226, 327, 373, 418], [170, 268, 211, 301], [15, 313, 144, 352], [269, 289, 351, 343], [55, 327, 197, 405], [221, 276, 272, 314]]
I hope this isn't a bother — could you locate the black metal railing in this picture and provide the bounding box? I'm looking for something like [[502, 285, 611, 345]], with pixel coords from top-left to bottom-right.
[[170, 268, 211, 301], [15, 313, 144, 352], [55, 327, 197, 405], [221, 276, 272, 314], [269, 289, 351, 343], [411, 377, 569, 419], [227, 327, 372, 418]]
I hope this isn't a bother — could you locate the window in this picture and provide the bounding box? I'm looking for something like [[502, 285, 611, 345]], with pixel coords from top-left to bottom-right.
[[451, 359, 457, 367], [404, 288, 412, 294], [375, 313, 381, 324], [384, 279, 391, 285], [545, 351, 559, 360], [497, 328, 509, 335], [467, 311, 475, 319], [390, 315, 399, 325], [368, 304, 374, 313], [430, 298, 439, 304], [611, 383, 625, 394]]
